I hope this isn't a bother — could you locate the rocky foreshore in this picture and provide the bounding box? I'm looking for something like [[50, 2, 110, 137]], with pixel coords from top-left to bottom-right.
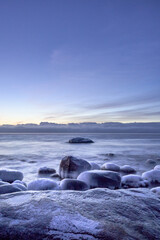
[[0, 188, 160, 240]]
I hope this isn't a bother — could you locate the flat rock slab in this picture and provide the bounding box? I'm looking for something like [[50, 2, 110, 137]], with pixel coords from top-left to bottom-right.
[[0, 189, 160, 240]]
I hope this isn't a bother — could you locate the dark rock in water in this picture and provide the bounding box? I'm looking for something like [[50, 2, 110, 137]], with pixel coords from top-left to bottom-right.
[[120, 165, 136, 174], [146, 159, 156, 165], [0, 169, 23, 183], [101, 163, 120, 172], [0, 188, 160, 240], [77, 170, 121, 189], [38, 167, 56, 174], [60, 179, 89, 191], [59, 156, 91, 179], [0, 184, 22, 194], [68, 137, 94, 143]]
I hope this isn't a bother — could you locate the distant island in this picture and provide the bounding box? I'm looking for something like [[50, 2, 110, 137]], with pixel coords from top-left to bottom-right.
[[0, 122, 160, 133]]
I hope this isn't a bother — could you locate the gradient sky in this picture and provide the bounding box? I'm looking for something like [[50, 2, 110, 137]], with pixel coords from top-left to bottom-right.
[[0, 0, 160, 124]]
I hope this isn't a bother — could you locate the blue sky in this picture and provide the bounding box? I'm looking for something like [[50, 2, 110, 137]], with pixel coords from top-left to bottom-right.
[[0, 0, 160, 124]]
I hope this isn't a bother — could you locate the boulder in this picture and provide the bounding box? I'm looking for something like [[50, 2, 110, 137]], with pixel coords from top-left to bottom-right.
[[59, 156, 91, 179], [12, 183, 27, 191], [38, 167, 56, 174], [120, 165, 136, 174], [77, 170, 121, 189], [0, 189, 160, 239], [0, 169, 23, 183], [121, 175, 148, 188], [146, 159, 156, 164], [101, 163, 120, 172], [142, 170, 160, 184], [60, 179, 89, 191], [0, 184, 22, 194], [68, 137, 94, 143], [28, 179, 59, 191], [13, 180, 27, 187]]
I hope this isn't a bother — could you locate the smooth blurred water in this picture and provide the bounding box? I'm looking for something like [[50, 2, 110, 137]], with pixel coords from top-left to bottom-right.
[[0, 133, 160, 182]]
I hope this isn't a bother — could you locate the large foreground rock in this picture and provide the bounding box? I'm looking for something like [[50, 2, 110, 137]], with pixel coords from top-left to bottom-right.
[[59, 156, 91, 179], [0, 189, 160, 240]]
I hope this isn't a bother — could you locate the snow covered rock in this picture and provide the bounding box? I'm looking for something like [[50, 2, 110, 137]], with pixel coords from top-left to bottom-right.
[[68, 137, 94, 143], [77, 170, 121, 189], [60, 179, 89, 191], [142, 170, 160, 184], [0, 188, 160, 239], [59, 156, 91, 179], [101, 163, 120, 172], [120, 165, 136, 174], [121, 175, 148, 188], [0, 184, 22, 194], [89, 162, 100, 170], [154, 165, 160, 170], [38, 167, 56, 174], [151, 187, 160, 196], [0, 169, 23, 183], [28, 179, 59, 190]]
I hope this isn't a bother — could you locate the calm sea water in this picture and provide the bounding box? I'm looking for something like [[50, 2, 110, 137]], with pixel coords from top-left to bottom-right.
[[0, 133, 160, 182]]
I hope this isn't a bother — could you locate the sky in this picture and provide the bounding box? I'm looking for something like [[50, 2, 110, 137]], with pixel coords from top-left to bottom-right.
[[0, 0, 160, 124]]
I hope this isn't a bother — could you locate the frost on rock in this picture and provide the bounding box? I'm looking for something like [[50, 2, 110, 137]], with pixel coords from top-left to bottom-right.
[[151, 187, 160, 196], [28, 178, 59, 190], [120, 165, 136, 174], [101, 163, 120, 172], [0, 169, 23, 183], [154, 165, 160, 170], [68, 137, 94, 143], [121, 175, 148, 188], [59, 156, 91, 179], [142, 170, 160, 184], [60, 179, 89, 191], [77, 170, 121, 189]]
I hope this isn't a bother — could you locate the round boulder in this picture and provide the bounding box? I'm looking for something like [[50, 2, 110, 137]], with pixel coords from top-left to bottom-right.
[[68, 137, 94, 143], [142, 170, 160, 184], [101, 163, 120, 172], [146, 159, 156, 165], [59, 156, 91, 179], [28, 179, 59, 191], [60, 179, 89, 191], [0, 169, 23, 183], [121, 175, 148, 188], [120, 165, 136, 174], [77, 170, 121, 189]]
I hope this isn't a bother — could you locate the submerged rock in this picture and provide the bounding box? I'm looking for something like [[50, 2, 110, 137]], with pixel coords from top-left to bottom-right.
[[101, 163, 120, 172], [38, 167, 56, 174], [0, 188, 160, 239], [121, 175, 148, 188], [60, 179, 89, 191], [59, 156, 91, 179], [0, 169, 23, 183], [77, 170, 121, 189], [28, 179, 59, 190], [68, 137, 94, 143], [120, 165, 136, 174]]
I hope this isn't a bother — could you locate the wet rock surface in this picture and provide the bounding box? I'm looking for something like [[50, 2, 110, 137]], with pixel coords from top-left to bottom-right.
[[0, 188, 160, 240]]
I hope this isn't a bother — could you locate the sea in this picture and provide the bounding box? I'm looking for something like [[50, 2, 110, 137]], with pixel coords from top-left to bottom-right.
[[0, 133, 160, 183]]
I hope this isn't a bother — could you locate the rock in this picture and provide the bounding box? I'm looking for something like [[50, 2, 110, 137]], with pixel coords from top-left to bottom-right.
[[59, 156, 91, 179], [68, 137, 94, 143], [146, 159, 156, 164], [0, 180, 8, 186], [154, 165, 160, 170], [38, 167, 56, 174], [142, 170, 160, 184], [89, 162, 100, 170], [60, 179, 89, 191], [151, 187, 160, 196], [12, 183, 27, 191], [121, 175, 148, 188], [77, 170, 121, 189], [13, 180, 27, 187], [0, 169, 23, 183], [50, 173, 60, 178], [120, 165, 136, 174], [101, 163, 120, 172], [0, 184, 22, 194], [0, 189, 160, 239], [28, 179, 59, 191]]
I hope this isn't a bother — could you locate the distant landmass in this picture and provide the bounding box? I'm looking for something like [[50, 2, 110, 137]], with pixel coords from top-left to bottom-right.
[[0, 122, 160, 133]]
